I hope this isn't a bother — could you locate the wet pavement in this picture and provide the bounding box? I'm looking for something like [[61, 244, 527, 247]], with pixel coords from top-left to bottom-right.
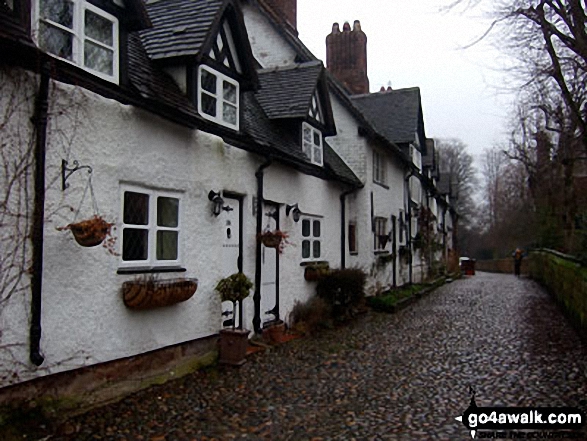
[[44, 272, 587, 440]]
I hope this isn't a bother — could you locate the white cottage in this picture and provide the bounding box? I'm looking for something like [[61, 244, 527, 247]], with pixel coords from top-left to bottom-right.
[[0, 0, 363, 410]]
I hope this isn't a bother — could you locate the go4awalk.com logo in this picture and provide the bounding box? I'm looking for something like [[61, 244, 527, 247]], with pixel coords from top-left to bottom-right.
[[455, 387, 586, 439]]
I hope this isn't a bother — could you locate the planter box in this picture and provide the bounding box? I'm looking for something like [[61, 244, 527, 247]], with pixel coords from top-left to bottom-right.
[[122, 278, 198, 310], [218, 328, 250, 366]]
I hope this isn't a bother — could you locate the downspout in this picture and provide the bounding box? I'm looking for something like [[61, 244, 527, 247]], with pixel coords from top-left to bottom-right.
[[405, 169, 415, 285], [253, 157, 272, 334], [30, 63, 50, 366], [340, 187, 357, 269]]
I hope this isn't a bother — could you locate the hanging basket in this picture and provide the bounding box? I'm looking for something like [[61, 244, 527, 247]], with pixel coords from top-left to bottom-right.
[[68, 216, 112, 247], [260, 233, 282, 248], [257, 230, 290, 253], [122, 278, 198, 310]]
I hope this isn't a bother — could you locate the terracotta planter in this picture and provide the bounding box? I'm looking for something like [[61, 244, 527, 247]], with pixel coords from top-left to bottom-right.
[[122, 278, 198, 310], [304, 266, 328, 282], [263, 321, 286, 344], [69, 217, 111, 247], [218, 328, 250, 366]]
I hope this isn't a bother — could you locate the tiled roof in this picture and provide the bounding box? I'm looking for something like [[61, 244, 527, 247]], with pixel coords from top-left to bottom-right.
[[127, 33, 200, 121], [255, 61, 323, 119], [242, 91, 361, 186], [140, 0, 225, 60], [351, 87, 422, 145]]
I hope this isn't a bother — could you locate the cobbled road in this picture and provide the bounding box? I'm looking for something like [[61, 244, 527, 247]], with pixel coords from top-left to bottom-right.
[[47, 272, 587, 440]]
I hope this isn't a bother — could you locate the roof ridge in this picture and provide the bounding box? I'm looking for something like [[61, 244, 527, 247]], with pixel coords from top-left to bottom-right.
[[257, 60, 323, 74]]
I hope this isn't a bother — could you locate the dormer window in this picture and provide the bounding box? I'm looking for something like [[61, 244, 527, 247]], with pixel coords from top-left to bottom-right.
[[33, 0, 119, 83], [197, 65, 239, 130], [302, 122, 323, 166]]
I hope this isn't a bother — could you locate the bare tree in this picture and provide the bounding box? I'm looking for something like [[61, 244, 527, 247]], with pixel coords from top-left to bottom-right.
[[436, 138, 479, 228]]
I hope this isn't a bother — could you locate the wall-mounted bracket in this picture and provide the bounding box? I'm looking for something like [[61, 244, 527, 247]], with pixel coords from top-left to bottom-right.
[[62, 159, 92, 191]]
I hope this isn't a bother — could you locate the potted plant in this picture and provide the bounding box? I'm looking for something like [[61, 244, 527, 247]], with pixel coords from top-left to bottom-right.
[[215, 272, 253, 366], [304, 263, 330, 282], [257, 229, 291, 254], [57, 215, 117, 254]]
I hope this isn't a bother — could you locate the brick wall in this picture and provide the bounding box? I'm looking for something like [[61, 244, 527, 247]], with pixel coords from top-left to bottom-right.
[[326, 21, 369, 95]]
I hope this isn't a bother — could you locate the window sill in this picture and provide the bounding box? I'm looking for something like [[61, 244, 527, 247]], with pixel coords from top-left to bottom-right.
[[117, 266, 187, 275], [373, 180, 389, 190], [350, 251, 359, 256], [373, 250, 390, 256], [300, 260, 329, 267]]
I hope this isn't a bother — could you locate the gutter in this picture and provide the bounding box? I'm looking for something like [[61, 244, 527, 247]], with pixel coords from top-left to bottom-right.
[[30, 63, 50, 366], [253, 157, 272, 334]]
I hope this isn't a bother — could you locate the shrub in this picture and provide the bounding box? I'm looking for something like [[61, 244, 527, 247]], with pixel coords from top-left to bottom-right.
[[289, 296, 332, 335], [316, 267, 367, 321]]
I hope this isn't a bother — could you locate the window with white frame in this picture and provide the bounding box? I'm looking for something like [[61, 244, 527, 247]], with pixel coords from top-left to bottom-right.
[[197, 64, 239, 130], [302, 122, 323, 166], [373, 150, 386, 185], [301, 216, 322, 260], [374, 217, 388, 251], [33, 0, 119, 83], [121, 187, 181, 267]]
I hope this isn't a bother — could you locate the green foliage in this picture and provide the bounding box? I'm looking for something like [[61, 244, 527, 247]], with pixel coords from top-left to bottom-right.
[[214, 272, 253, 303], [289, 296, 332, 335], [316, 267, 367, 320], [368, 284, 426, 312]]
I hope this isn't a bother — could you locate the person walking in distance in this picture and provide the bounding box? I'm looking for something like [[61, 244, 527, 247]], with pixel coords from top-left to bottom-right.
[[513, 248, 524, 277]]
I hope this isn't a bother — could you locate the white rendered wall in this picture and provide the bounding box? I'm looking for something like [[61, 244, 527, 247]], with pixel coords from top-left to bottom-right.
[[0, 73, 350, 387], [242, 3, 299, 68]]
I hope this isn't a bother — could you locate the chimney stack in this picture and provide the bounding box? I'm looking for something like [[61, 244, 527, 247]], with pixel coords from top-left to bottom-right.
[[260, 0, 297, 35], [326, 19, 369, 95]]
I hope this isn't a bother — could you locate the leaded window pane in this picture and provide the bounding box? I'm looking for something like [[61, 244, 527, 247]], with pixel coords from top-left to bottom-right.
[[157, 197, 179, 227], [313, 241, 321, 258], [157, 231, 178, 260], [122, 229, 148, 261], [123, 191, 149, 225], [313, 147, 322, 164], [85, 9, 113, 46], [313, 131, 320, 146], [201, 94, 216, 117], [303, 127, 312, 142], [223, 81, 237, 104], [223, 103, 237, 124], [302, 219, 310, 237], [84, 41, 113, 75], [302, 240, 310, 258], [313, 220, 321, 237], [41, 0, 73, 28], [201, 70, 217, 94], [39, 22, 73, 60], [2, 0, 14, 11], [303, 141, 312, 159]]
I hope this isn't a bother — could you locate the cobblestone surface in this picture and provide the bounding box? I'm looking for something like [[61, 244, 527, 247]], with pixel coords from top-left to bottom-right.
[[46, 273, 587, 440]]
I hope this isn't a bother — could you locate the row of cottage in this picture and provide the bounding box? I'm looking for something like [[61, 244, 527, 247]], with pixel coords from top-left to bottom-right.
[[0, 0, 457, 403]]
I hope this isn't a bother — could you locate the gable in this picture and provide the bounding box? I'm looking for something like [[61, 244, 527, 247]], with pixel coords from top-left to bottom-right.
[[140, 0, 257, 88], [255, 60, 335, 135]]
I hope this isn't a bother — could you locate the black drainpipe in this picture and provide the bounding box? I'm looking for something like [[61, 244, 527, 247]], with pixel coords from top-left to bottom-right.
[[405, 170, 415, 285], [253, 157, 272, 334], [340, 187, 357, 269], [30, 63, 50, 367]]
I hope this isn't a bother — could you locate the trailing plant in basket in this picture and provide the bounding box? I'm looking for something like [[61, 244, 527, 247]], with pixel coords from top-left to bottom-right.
[[57, 215, 118, 255], [215, 272, 253, 329], [257, 229, 291, 254]]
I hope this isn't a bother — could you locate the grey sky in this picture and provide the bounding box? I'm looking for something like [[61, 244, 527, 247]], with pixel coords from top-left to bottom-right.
[[296, 0, 515, 161]]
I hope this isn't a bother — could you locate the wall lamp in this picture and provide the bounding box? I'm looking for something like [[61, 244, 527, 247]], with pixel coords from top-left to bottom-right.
[[286, 203, 302, 222], [208, 190, 233, 216]]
